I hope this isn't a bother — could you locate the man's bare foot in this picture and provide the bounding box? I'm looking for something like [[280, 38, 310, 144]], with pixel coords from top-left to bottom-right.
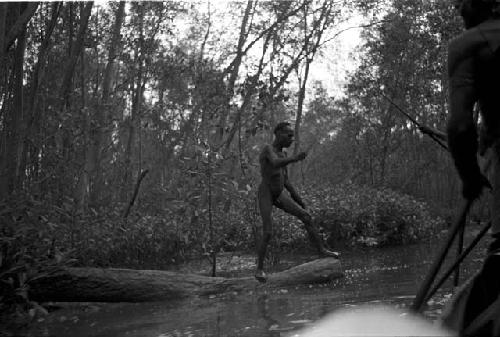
[[319, 249, 340, 259], [255, 269, 267, 283]]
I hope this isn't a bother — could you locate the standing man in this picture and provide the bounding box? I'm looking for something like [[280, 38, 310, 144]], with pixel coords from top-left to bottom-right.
[[255, 122, 338, 282], [446, 0, 500, 334]]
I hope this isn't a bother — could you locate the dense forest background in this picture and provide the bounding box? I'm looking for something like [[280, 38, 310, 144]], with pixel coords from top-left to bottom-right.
[[0, 0, 486, 313]]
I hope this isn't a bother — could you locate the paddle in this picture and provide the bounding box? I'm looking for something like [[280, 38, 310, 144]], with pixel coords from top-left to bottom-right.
[[423, 221, 491, 304], [454, 221, 466, 287], [411, 199, 473, 312], [380, 92, 448, 151]]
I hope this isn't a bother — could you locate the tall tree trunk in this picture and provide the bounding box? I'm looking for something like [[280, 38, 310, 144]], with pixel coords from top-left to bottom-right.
[[3, 2, 38, 53], [55, 2, 92, 204], [0, 4, 8, 159], [123, 4, 144, 200], [222, 30, 271, 152], [217, 0, 254, 143], [76, 29, 89, 214], [289, 2, 333, 180], [123, 83, 145, 200], [18, 2, 61, 193], [0, 11, 26, 199], [0, 3, 6, 86], [59, 2, 93, 103], [0, 3, 34, 198], [101, 2, 125, 101], [291, 58, 310, 181], [91, 1, 125, 206]]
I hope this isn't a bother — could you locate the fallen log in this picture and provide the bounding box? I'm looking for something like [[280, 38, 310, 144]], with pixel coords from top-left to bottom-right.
[[29, 258, 342, 302]]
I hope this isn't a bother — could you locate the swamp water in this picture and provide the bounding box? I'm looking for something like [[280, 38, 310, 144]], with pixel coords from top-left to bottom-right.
[[28, 228, 489, 337]]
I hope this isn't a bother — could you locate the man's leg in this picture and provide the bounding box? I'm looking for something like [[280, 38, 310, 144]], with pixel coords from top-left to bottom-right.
[[256, 185, 273, 282], [461, 143, 500, 335], [275, 192, 338, 258], [461, 255, 500, 336]]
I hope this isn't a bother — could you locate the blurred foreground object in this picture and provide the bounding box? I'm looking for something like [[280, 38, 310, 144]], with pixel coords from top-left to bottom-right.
[[297, 305, 455, 337]]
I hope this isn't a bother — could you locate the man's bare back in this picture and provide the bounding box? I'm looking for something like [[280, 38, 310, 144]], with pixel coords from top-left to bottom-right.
[[445, 1, 500, 334]]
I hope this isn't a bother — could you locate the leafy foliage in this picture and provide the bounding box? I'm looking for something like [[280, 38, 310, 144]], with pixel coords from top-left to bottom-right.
[[305, 182, 445, 246], [320, 0, 464, 210], [0, 195, 74, 321]]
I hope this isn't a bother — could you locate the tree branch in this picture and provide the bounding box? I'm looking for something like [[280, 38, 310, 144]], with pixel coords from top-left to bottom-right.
[[222, 0, 312, 77], [4, 2, 39, 52], [318, 18, 392, 49], [123, 169, 149, 219]]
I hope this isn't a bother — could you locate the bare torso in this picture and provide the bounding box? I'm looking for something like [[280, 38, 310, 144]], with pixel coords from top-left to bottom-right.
[[259, 144, 287, 199], [449, 19, 500, 148]]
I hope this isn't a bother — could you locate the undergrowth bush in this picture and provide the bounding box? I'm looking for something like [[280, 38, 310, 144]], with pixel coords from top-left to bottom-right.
[[68, 186, 257, 269], [0, 195, 74, 323], [69, 213, 190, 269], [302, 182, 445, 247], [0, 181, 444, 314]]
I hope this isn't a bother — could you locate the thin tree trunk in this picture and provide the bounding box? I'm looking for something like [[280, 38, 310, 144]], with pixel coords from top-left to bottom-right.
[[91, 1, 125, 205], [101, 2, 125, 101], [59, 2, 93, 103], [76, 27, 90, 215], [0, 15, 26, 198], [3, 2, 38, 53], [123, 169, 149, 218], [222, 30, 271, 152], [18, 2, 61, 192], [291, 58, 310, 181], [217, 0, 254, 143], [123, 4, 144, 199], [198, 1, 211, 65], [0, 3, 6, 84], [0, 3, 8, 198], [56, 2, 92, 205], [291, 2, 333, 180]]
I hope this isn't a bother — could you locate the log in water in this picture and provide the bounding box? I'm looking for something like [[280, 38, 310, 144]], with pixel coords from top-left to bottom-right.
[[29, 257, 342, 302]]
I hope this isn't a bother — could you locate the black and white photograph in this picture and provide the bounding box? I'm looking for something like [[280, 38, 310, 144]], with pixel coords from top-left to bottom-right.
[[1, 0, 499, 336]]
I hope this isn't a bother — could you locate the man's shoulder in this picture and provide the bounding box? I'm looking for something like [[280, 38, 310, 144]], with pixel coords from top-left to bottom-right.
[[448, 20, 500, 52], [448, 28, 480, 52], [260, 144, 272, 151], [447, 27, 487, 72], [259, 144, 273, 157]]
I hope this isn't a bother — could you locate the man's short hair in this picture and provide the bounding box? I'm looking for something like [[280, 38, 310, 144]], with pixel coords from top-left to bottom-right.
[[274, 122, 292, 135]]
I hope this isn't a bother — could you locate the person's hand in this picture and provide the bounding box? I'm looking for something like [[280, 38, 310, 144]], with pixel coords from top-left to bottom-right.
[[294, 151, 307, 162], [462, 173, 491, 200]]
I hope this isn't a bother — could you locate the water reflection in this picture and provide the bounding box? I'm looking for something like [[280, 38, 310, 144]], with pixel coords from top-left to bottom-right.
[[29, 233, 488, 337], [257, 295, 281, 336]]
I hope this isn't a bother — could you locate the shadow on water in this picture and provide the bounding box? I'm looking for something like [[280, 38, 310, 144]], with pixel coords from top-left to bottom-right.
[[27, 228, 490, 337]]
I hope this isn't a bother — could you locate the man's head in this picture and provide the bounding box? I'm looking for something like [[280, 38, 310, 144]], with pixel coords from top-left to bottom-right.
[[273, 122, 294, 148], [455, 0, 500, 28]]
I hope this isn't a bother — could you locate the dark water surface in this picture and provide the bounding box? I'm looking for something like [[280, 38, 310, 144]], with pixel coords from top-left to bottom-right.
[[29, 228, 490, 337]]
